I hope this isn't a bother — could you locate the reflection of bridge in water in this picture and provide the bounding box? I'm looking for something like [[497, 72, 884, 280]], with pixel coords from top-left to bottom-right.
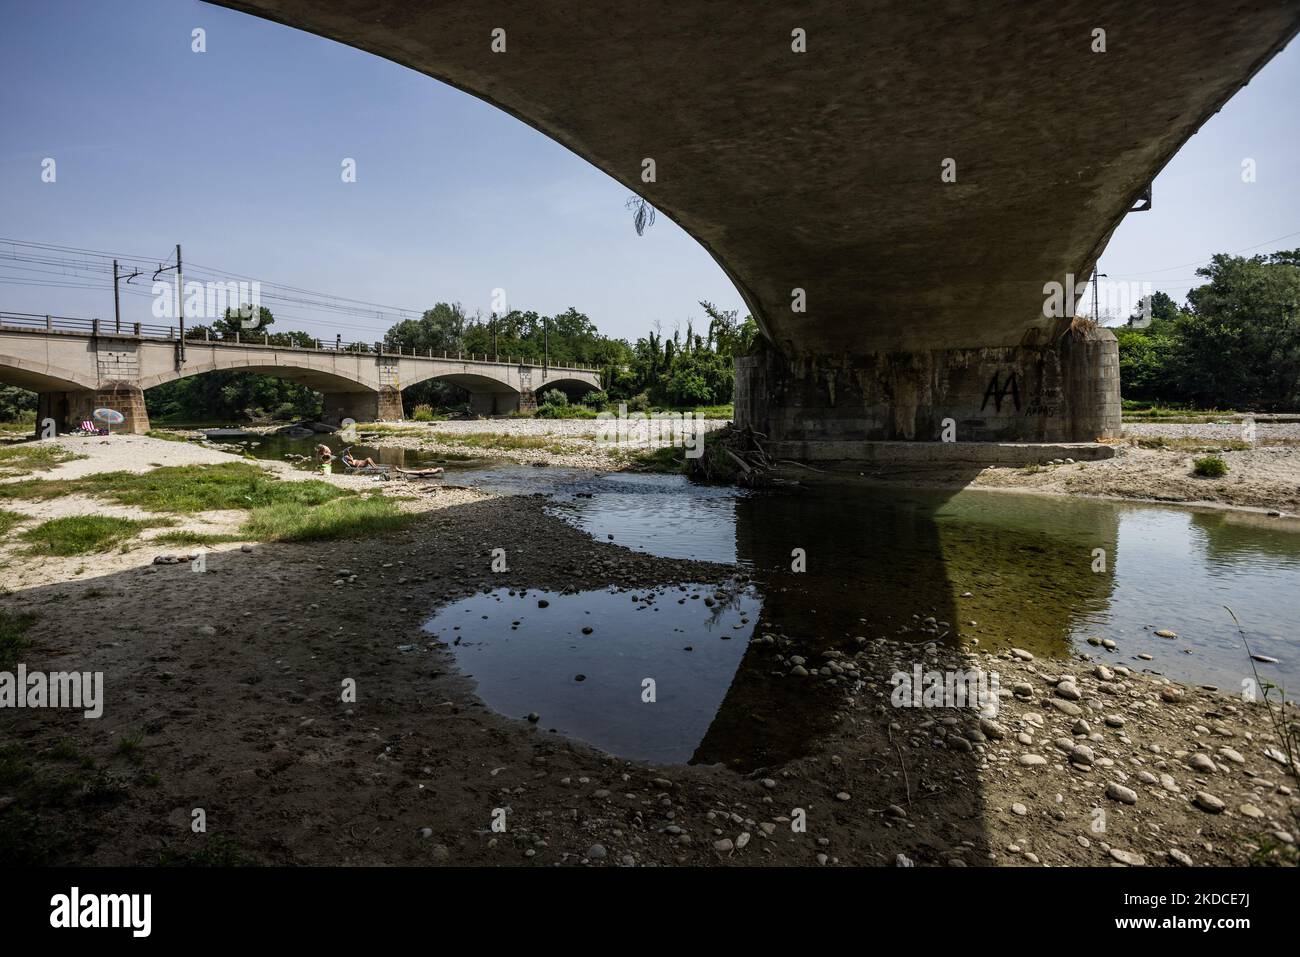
[[691, 485, 1121, 771], [0, 312, 601, 433]]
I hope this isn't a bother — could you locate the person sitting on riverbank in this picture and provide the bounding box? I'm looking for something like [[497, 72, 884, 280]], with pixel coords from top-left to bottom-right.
[[342, 448, 382, 470], [314, 443, 334, 462]]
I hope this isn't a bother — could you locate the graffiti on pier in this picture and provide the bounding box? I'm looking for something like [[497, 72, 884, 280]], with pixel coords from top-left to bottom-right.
[[980, 371, 1021, 413]]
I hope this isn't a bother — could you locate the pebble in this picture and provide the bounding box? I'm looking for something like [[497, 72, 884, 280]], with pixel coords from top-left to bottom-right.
[[1167, 848, 1194, 866], [1188, 753, 1217, 773], [1011, 802, 1027, 816], [1155, 629, 1178, 638], [713, 838, 734, 853], [587, 844, 607, 859], [1193, 791, 1226, 813], [1019, 754, 1048, 767], [1106, 782, 1138, 805], [1109, 848, 1146, 866]]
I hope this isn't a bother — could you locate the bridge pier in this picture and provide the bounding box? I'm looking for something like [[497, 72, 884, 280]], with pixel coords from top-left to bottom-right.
[[468, 392, 521, 416], [37, 383, 150, 435], [736, 324, 1121, 455], [320, 388, 404, 426]]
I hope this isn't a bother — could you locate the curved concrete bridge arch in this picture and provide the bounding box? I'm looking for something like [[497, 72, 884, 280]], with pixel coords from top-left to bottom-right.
[[0, 317, 600, 432], [209, 0, 1299, 452]]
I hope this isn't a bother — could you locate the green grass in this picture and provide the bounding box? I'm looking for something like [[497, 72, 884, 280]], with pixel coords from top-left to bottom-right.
[[0, 609, 35, 669], [438, 432, 575, 454], [19, 516, 164, 556], [623, 445, 687, 473], [151, 530, 246, 547], [240, 495, 415, 542], [1193, 454, 1229, 477], [145, 429, 194, 443], [0, 462, 348, 511], [1132, 436, 1251, 452], [0, 509, 26, 535], [0, 443, 85, 477]]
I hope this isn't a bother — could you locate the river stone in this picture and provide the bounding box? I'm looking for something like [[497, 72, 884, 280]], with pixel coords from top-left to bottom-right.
[[1055, 682, 1082, 701], [1101, 638, 1117, 649], [1160, 687, 1184, 703], [713, 838, 734, 853], [1073, 718, 1092, 735], [1188, 753, 1217, 773], [979, 717, 1006, 740], [587, 844, 607, 860], [1193, 791, 1226, 813], [1155, 629, 1178, 638], [1070, 745, 1096, 766], [1011, 802, 1027, 816], [1012, 682, 1034, 698], [1217, 747, 1245, 764], [1010, 648, 1034, 661], [1239, 804, 1265, 819], [1106, 782, 1138, 804], [1019, 754, 1048, 766], [1109, 848, 1146, 866], [1050, 699, 1083, 717], [1167, 848, 1194, 866]]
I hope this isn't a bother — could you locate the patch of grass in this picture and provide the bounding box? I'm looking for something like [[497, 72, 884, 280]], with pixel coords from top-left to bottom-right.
[[0, 609, 36, 668], [1192, 454, 1229, 477], [116, 731, 145, 764], [0, 462, 349, 512], [440, 432, 575, 454], [354, 422, 429, 436], [0, 508, 27, 535], [0, 443, 84, 477], [241, 494, 415, 542], [19, 516, 162, 556], [145, 429, 193, 443], [158, 834, 254, 867], [624, 445, 686, 473], [1131, 436, 1250, 453], [151, 530, 246, 547]]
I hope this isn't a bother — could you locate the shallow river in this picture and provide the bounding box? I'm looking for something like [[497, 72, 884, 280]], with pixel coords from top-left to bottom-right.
[[236, 432, 1300, 768]]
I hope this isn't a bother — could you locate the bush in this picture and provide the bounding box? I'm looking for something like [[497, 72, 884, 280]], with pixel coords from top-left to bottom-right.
[[539, 389, 568, 408], [411, 404, 436, 422], [581, 390, 609, 408], [1193, 454, 1229, 477]]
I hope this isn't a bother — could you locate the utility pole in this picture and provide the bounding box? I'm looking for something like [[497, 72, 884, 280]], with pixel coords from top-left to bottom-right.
[[111, 260, 142, 333], [176, 244, 184, 362], [492, 314, 498, 361], [1091, 268, 1106, 323], [153, 244, 185, 365], [543, 317, 549, 374]]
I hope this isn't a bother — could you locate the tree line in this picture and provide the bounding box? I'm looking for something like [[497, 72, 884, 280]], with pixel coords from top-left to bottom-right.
[[1114, 250, 1300, 411]]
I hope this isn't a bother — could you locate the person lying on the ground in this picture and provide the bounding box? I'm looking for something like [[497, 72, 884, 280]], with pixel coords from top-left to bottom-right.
[[342, 448, 382, 469], [396, 465, 444, 476]]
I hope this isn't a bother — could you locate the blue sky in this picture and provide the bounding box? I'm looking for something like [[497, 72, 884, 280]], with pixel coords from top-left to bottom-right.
[[1, 0, 1297, 343]]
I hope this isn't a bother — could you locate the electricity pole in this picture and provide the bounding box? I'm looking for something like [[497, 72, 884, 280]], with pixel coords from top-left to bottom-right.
[[112, 259, 141, 333], [1092, 269, 1106, 323], [153, 244, 185, 365]]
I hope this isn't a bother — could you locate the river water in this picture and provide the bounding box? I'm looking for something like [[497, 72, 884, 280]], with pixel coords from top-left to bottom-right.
[[235, 432, 1300, 767]]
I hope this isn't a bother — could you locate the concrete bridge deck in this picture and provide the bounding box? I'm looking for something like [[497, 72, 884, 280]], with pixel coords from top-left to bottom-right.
[[0, 313, 601, 433]]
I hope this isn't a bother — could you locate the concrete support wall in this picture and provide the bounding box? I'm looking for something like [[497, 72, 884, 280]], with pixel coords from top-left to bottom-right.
[[735, 325, 1121, 445], [468, 392, 521, 416], [38, 383, 150, 435]]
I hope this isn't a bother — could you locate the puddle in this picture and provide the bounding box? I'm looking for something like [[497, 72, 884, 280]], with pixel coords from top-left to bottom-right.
[[423, 584, 762, 765]]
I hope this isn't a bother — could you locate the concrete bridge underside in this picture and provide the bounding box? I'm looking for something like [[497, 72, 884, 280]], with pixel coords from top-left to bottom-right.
[[213, 0, 1300, 447], [0, 328, 600, 432]]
